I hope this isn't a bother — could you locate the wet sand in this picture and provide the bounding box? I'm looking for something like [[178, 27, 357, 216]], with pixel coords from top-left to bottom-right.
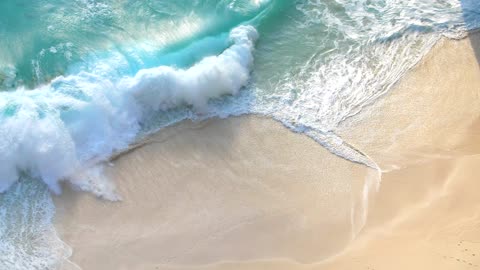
[[55, 31, 480, 270], [55, 117, 375, 270]]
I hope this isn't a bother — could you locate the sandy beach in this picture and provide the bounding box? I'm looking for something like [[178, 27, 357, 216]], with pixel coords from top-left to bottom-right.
[[54, 31, 480, 270]]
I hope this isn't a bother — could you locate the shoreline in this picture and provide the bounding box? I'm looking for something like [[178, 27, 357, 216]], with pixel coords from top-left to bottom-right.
[[55, 31, 480, 270]]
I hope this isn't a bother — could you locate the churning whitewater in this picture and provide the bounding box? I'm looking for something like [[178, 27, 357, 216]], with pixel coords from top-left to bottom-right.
[[0, 0, 479, 269], [0, 25, 258, 195]]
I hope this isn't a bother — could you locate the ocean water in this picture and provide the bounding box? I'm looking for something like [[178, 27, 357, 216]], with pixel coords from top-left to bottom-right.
[[0, 0, 479, 269]]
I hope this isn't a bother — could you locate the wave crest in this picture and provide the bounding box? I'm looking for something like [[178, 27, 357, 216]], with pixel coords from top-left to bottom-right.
[[0, 25, 258, 195]]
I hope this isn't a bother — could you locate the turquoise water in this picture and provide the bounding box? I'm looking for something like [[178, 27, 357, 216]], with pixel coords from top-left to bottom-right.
[[0, 0, 479, 269]]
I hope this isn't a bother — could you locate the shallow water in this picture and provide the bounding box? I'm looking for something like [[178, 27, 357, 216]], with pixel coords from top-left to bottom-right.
[[0, 0, 479, 268]]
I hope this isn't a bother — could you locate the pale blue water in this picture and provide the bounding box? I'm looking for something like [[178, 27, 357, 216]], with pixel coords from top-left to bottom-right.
[[0, 0, 479, 269]]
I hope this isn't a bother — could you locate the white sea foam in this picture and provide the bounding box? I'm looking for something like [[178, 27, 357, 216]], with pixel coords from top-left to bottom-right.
[[121, 26, 258, 112], [0, 25, 258, 196], [0, 178, 78, 270], [237, 0, 473, 167]]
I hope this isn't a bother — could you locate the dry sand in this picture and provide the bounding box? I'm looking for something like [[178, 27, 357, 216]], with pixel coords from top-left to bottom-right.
[[55, 32, 480, 270]]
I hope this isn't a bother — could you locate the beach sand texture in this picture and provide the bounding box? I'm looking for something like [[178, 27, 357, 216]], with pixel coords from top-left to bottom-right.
[[55, 32, 480, 270]]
